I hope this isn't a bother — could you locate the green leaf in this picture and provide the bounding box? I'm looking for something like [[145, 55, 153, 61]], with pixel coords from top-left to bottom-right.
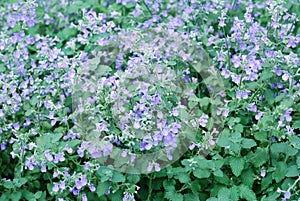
[[107, 190, 122, 201], [25, 109, 34, 116], [193, 169, 211, 179], [50, 133, 63, 143], [254, 132, 268, 142], [261, 174, 272, 190], [30, 96, 39, 106], [271, 143, 298, 156], [34, 191, 43, 199], [251, 148, 269, 167], [213, 169, 224, 177], [229, 157, 245, 177], [165, 193, 183, 201], [241, 139, 257, 149], [230, 186, 240, 201], [126, 174, 140, 184], [57, 28, 77, 40], [198, 97, 211, 107], [175, 172, 191, 183], [260, 71, 273, 80], [273, 162, 287, 182], [241, 169, 255, 187], [96, 181, 110, 197], [297, 156, 300, 168], [112, 171, 125, 183], [217, 188, 230, 200], [0, 193, 9, 201], [239, 185, 257, 201], [22, 190, 36, 200], [168, 61, 176, 66], [183, 194, 200, 201], [3, 181, 14, 189], [286, 165, 299, 177], [263, 89, 274, 104], [234, 124, 244, 133], [293, 120, 300, 129], [289, 135, 300, 149], [10, 191, 22, 201]]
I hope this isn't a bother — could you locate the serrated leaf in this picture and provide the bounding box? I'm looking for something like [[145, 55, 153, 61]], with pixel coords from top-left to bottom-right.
[[193, 169, 211, 179], [241, 169, 255, 187], [107, 190, 122, 201], [213, 169, 224, 177], [286, 165, 299, 177], [273, 162, 287, 182], [230, 186, 239, 201], [10, 192, 22, 201], [271, 143, 298, 156], [22, 190, 36, 200], [234, 124, 244, 133], [254, 132, 268, 142], [3, 181, 14, 189], [217, 188, 230, 200], [293, 120, 300, 129], [183, 194, 199, 201], [0, 193, 9, 201], [34, 191, 42, 199], [297, 156, 300, 168], [241, 139, 257, 149], [96, 181, 110, 197], [290, 135, 300, 149], [261, 174, 272, 190], [191, 180, 201, 194], [263, 89, 274, 104], [112, 171, 125, 183], [251, 148, 269, 167], [229, 157, 245, 177], [175, 172, 190, 183], [239, 185, 257, 201]]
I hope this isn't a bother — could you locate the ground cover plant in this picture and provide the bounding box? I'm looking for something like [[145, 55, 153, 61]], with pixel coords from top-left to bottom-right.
[[1, 0, 300, 200]]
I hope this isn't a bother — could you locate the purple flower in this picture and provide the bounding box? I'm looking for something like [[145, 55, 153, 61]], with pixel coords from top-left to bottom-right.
[[255, 111, 263, 120], [28, 142, 36, 150], [13, 122, 20, 131], [285, 108, 293, 122], [59, 181, 66, 190], [44, 150, 53, 162], [54, 152, 65, 163], [286, 126, 294, 135], [284, 191, 291, 199], [24, 118, 31, 127], [89, 184, 96, 192], [105, 186, 111, 195], [231, 55, 241, 68], [122, 193, 133, 201], [52, 183, 59, 193], [41, 163, 47, 173], [75, 175, 88, 190], [248, 103, 257, 112], [260, 170, 266, 177], [274, 68, 282, 76], [163, 134, 177, 147], [75, 179, 82, 190], [82, 194, 88, 201], [84, 162, 89, 170], [199, 113, 209, 127], [282, 71, 289, 81], [64, 145, 73, 154]]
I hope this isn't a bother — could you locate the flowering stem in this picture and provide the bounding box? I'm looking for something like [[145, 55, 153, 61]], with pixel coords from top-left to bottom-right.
[[146, 176, 152, 201], [141, 0, 152, 16]]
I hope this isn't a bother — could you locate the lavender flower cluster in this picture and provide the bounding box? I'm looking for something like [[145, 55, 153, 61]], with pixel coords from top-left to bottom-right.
[[0, 0, 300, 200]]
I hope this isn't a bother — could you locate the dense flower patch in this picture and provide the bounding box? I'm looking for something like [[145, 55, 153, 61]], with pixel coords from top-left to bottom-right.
[[1, 0, 300, 200]]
